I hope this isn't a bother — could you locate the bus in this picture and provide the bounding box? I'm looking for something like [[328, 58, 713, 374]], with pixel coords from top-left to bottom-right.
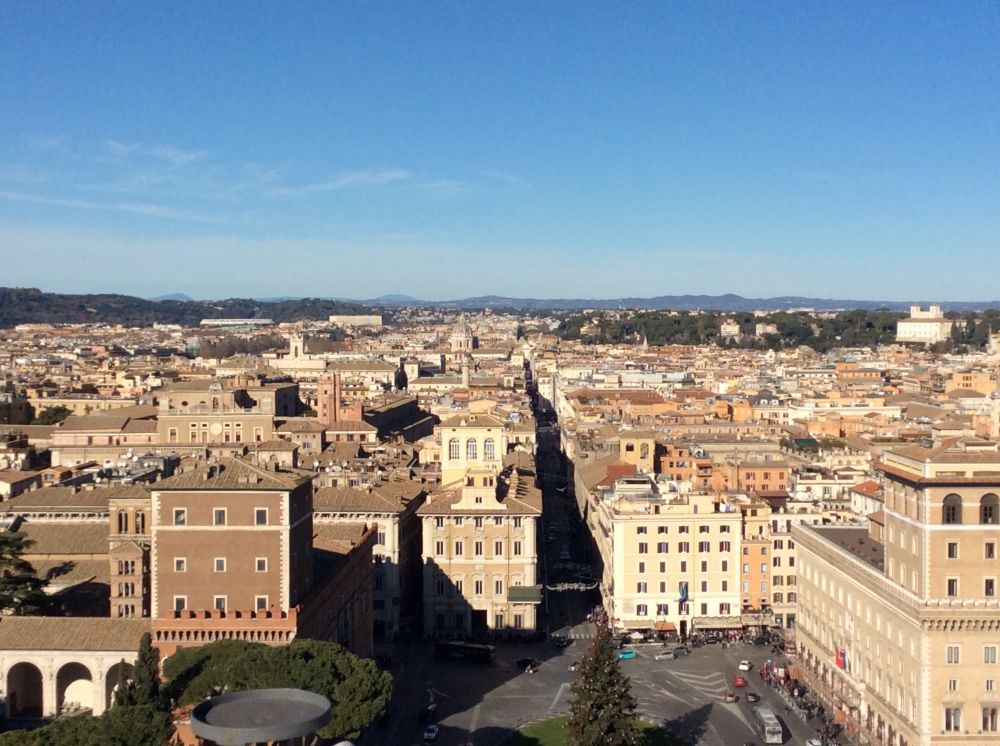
[[434, 641, 495, 663], [753, 706, 784, 744]]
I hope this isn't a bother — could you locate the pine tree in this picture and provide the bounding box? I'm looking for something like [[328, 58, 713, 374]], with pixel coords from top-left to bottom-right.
[[566, 610, 640, 746], [131, 632, 161, 707], [0, 531, 47, 614]]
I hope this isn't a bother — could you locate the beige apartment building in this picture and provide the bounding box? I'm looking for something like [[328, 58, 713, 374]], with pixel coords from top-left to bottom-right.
[[589, 474, 743, 638], [438, 411, 508, 486], [419, 456, 542, 639], [794, 439, 1000, 745], [156, 379, 286, 447]]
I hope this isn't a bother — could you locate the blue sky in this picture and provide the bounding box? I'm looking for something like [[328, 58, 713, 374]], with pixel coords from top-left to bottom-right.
[[1, 2, 998, 301]]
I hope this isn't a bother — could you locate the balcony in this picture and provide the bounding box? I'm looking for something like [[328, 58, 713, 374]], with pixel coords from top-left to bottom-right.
[[507, 585, 543, 604]]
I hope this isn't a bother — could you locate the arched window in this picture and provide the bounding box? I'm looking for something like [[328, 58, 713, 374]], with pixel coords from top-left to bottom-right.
[[982, 494, 999, 525], [117, 512, 128, 534], [448, 439, 459, 460], [466, 439, 478, 460], [484, 438, 496, 461], [943, 494, 963, 525], [134, 511, 145, 534]]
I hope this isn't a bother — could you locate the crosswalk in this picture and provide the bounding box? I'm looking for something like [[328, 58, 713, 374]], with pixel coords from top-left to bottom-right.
[[670, 669, 732, 702]]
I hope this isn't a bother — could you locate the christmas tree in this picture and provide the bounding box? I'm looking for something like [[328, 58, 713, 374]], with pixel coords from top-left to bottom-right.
[[566, 609, 640, 745]]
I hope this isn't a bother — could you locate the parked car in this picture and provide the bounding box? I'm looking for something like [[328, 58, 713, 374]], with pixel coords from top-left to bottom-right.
[[617, 649, 637, 661], [738, 659, 753, 671], [423, 724, 439, 741], [673, 646, 689, 656], [517, 657, 540, 673], [724, 691, 738, 702], [654, 651, 675, 661], [732, 675, 748, 687], [745, 691, 761, 703]]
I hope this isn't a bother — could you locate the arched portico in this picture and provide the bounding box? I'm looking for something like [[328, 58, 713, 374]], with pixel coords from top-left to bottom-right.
[[6, 661, 43, 718], [56, 661, 94, 714]]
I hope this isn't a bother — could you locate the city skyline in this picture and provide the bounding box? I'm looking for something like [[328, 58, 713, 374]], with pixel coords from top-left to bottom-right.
[[2, 2, 998, 300]]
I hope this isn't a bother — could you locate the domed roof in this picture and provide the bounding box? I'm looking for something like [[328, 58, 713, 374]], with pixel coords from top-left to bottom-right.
[[452, 321, 474, 337]]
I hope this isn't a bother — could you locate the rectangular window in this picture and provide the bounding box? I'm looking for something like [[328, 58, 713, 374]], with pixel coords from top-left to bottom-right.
[[986, 646, 997, 664], [254, 508, 268, 526], [658, 526, 668, 534], [988, 579, 996, 597], [984, 707, 999, 732], [659, 561, 666, 573], [721, 560, 728, 572], [699, 525, 709, 534], [721, 580, 728, 592], [173, 508, 186, 526], [256, 557, 267, 572], [474, 540, 484, 556], [173, 596, 187, 611], [700, 560, 708, 572], [435, 517, 444, 528], [947, 578, 959, 597], [700, 602, 708, 615], [513, 517, 522, 529], [495, 540, 503, 556], [513, 540, 522, 556], [174, 558, 186, 572], [637, 582, 647, 593], [474, 579, 484, 596], [698, 541, 710, 552], [947, 645, 961, 664], [680, 560, 687, 572], [454, 540, 464, 556], [514, 613, 524, 629], [719, 541, 731, 552], [700, 581, 708, 592], [214, 557, 226, 572], [657, 542, 668, 553], [495, 579, 503, 595], [454, 579, 463, 594], [495, 612, 504, 628], [638, 561, 646, 573], [948, 678, 959, 693], [435, 540, 445, 556], [213, 508, 226, 526], [637, 526, 647, 534], [656, 603, 669, 615], [945, 707, 962, 731], [636, 603, 648, 616], [678, 542, 690, 552], [255, 595, 268, 611], [947, 542, 959, 559], [213, 596, 227, 612]]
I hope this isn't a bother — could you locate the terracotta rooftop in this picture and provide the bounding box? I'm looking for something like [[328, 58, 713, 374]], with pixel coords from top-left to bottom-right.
[[18, 522, 109, 555], [154, 457, 313, 491], [0, 617, 149, 651]]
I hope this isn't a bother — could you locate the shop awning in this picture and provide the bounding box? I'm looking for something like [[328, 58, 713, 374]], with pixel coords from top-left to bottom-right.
[[654, 622, 677, 632], [692, 616, 742, 630]]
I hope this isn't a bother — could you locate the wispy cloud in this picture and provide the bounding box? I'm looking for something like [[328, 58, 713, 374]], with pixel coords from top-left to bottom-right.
[[103, 139, 209, 168], [0, 189, 227, 224], [411, 179, 468, 195], [268, 168, 411, 196]]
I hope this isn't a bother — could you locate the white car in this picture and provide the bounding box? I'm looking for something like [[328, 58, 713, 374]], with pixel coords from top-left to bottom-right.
[[654, 651, 675, 661], [806, 740, 823, 746], [423, 724, 439, 741], [738, 659, 753, 671]]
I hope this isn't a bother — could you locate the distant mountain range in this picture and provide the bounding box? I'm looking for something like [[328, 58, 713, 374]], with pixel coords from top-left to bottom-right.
[[148, 292, 194, 302], [355, 293, 1000, 313], [3, 287, 999, 328]]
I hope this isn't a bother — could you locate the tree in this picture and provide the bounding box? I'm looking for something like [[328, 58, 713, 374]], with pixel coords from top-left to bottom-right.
[[163, 638, 393, 741], [115, 632, 160, 707], [566, 611, 640, 746], [0, 703, 173, 746], [31, 405, 72, 425], [0, 532, 47, 614]]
